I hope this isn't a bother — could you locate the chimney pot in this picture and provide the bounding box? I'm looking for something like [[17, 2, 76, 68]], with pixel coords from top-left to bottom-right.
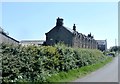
[[73, 24, 76, 31]]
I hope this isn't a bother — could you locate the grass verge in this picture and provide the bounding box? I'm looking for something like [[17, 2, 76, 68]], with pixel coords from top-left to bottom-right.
[[46, 57, 113, 82]]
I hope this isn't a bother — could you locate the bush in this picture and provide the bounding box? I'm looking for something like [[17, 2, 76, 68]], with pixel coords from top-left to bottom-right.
[[107, 52, 116, 57], [1, 43, 108, 82]]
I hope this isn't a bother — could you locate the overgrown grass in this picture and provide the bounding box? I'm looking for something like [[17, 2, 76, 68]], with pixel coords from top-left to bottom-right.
[[46, 57, 113, 82]]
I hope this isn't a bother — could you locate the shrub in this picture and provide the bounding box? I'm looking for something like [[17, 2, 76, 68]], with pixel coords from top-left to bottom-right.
[[1, 43, 108, 82], [107, 52, 116, 57]]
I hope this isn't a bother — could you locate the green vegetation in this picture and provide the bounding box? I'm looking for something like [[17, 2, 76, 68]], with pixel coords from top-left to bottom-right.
[[1, 43, 112, 83], [109, 46, 120, 54], [103, 51, 116, 57], [46, 57, 112, 82]]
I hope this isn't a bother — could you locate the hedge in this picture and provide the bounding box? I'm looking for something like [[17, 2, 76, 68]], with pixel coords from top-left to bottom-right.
[[1, 43, 108, 82]]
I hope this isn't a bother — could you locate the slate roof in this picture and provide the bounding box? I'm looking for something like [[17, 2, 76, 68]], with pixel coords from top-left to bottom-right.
[[21, 40, 45, 45], [46, 18, 95, 40], [63, 26, 74, 33], [62, 26, 94, 40], [0, 27, 3, 32], [96, 40, 107, 45], [0, 27, 19, 43]]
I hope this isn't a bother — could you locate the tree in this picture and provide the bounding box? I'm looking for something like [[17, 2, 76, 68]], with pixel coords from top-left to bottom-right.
[[110, 46, 118, 52]]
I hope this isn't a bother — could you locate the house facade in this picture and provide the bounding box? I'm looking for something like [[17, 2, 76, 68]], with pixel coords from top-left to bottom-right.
[[45, 17, 98, 49], [96, 40, 107, 51]]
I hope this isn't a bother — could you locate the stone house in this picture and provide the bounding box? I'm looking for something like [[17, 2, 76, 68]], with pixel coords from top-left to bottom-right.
[[45, 17, 98, 49], [96, 40, 107, 51]]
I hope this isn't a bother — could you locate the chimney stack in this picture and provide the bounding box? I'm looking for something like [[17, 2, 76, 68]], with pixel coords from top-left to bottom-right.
[[56, 17, 63, 26]]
